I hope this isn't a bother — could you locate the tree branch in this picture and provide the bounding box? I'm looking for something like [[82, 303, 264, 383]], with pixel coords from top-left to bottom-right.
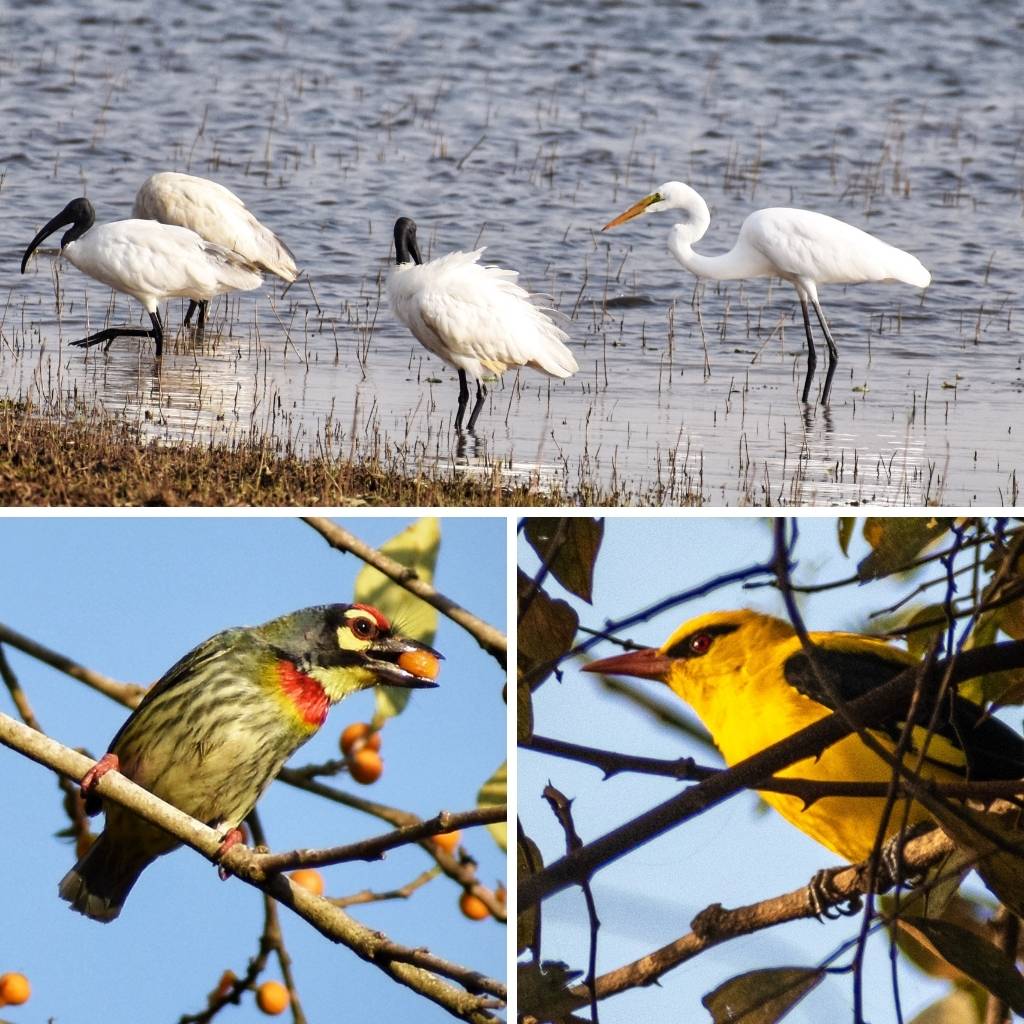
[[0, 713, 504, 1022]]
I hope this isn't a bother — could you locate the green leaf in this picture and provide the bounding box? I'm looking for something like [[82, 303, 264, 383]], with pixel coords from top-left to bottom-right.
[[477, 762, 507, 851], [517, 570, 579, 691], [903, 604, 947, 662], [523, 517, 603, 603], [838, 517, 857, 556], [702, 966, 825, 1024], [858, 518, 952, 580], [353, 518, 440, 721], [517, 830, 544, 957], [902, 916, 1024, 1014]]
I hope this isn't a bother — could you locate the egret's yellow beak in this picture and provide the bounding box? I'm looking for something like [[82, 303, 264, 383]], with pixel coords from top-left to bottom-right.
[[602, 193, 660, 231]]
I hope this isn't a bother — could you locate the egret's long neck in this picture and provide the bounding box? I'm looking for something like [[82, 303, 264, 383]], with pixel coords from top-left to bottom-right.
[[666, 199, 767, 283]]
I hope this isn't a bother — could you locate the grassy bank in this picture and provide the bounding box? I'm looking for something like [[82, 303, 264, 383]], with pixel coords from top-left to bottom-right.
[[0, 402, 601, 507]]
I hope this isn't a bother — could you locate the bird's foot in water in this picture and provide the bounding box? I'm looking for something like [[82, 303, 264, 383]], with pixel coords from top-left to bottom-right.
[[80, 752, 120, 816], [216, 827, 246, 880], [808, 866, 863, 920]]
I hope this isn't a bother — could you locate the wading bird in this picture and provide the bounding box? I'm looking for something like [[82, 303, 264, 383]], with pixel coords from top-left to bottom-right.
[[133, 172, 298, 328], [60, 603, 440, 921], [584, 609, 1024, 908], [387, 217, 578, 432], [603, 182, 931, 403], [21, 198, 263, 358]]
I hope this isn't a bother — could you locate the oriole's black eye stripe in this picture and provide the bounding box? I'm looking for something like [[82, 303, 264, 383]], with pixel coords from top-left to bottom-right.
[[664, 622, 740, 659]]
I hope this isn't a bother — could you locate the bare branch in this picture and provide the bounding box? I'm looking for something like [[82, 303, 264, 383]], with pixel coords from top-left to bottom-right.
[[0, 713, 504, 1021]]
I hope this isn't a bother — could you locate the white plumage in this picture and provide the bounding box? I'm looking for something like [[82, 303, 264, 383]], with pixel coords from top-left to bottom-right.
[[21, 197, 262, 357], [387, 217, 577, 432], [134, 172, 297, 281], [133, 172, 297, 328], [604, 181, 931, 404]]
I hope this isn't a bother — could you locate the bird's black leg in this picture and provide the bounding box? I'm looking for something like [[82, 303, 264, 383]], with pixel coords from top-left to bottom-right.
[[455, 369, 471, 431], [466, 380, 486, 433], [70, 310, 164, 359], [799, 296, 817, 404], [810, 299, 839, 405], [182, 300, 199, 328]]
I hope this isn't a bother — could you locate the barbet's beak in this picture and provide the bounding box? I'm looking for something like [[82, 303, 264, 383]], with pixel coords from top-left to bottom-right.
[[367, 634, 443, 688], [582, 647, 672, 682], [602, 192, 660, 231]]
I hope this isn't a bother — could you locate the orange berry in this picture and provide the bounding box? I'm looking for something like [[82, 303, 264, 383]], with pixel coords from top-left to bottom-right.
[[256, 980, 290, 1015], [340, 722, 382, 756], [432, 829, 461, 854], [348, 748, 384, 785], [0, 972, 31, 1006], [290, 868, 324, 895], [398, 649, 440, 681], [459, 891, 490, 921]]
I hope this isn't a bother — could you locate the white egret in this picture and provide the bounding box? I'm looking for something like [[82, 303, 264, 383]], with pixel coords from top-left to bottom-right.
[[133, 172, 298, 329], [603, 181, 931, 403], [387, 217, 578, 432], [21, 197, 263, 357]]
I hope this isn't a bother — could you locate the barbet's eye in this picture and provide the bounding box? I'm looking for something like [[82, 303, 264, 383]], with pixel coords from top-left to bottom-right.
[[351, 616, 377, 640], [689, 632, 713, 656]]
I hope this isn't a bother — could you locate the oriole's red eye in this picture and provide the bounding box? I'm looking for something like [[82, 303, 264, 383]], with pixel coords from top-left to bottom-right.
[[689, 633, 713, 656]]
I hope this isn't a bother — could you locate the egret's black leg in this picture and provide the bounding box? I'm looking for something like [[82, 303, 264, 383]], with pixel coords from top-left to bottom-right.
[[70, 310, 164, 359], [183, 300, 199, 328], [799, 297, 817, 404], [466, 380, 486, 433], [810, 299, 839, 405], [454, 369, 471, 431]]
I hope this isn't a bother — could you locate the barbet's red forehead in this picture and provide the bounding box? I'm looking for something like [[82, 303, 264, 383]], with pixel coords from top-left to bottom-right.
[[351, 603, 391, 630]]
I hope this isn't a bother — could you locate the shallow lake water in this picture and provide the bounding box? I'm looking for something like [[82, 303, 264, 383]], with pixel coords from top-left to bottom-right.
[[1, 0, 1021, 504]]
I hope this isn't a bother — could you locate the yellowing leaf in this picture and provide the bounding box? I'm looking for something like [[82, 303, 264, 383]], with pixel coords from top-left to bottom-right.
[[353, 518, 440, 721], [477, 762, 507, 851]]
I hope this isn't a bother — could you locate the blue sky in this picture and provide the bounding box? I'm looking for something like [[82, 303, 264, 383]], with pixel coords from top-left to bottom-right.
[[519, 515, 985, 1024], [0, 515, 507, 1022]]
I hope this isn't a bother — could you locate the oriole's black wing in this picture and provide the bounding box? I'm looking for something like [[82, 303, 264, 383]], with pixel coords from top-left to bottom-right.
[[783, 646, 1024, 781]]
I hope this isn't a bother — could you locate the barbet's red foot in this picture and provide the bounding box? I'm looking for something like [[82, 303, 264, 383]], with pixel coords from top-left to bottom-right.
[[80, 752, 120, 816], [216, 827, 246, 880]]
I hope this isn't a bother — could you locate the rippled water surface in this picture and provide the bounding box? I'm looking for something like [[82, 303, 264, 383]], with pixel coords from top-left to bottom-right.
[[2, 0, 1021, 504]]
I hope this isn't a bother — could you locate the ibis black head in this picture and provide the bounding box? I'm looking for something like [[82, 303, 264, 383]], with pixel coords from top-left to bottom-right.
[[394, 217, 422, 266], [21, 198, 96, 274]]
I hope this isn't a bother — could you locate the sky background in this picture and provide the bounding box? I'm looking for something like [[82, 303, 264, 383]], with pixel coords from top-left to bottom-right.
[[519, 515, 1002, 1024], [0, 515, 507, 1022]]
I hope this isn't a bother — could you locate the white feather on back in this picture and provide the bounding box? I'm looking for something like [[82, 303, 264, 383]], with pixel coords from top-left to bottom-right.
[[387, 248, 577, 381]]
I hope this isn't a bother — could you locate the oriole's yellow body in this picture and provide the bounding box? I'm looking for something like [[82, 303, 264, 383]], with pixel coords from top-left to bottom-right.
[[585, 609, 1023, 864]]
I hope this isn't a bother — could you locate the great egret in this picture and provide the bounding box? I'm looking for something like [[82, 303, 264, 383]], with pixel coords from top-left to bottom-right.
[[133, 172, 298, 329], [387, 217, 578, 432], [603, 181, 931, 403], [21, 197, 263, 357]]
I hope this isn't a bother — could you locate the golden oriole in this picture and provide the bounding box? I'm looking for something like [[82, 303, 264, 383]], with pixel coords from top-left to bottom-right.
[[583, 609, 1024, 863]]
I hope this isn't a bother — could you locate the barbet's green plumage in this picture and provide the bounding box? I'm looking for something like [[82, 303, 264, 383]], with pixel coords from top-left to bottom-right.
[[60, 603, 440, 921]]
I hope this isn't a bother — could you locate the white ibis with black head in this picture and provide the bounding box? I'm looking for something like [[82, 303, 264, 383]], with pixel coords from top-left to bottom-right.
[[387, 217, 578, 432], [133, 172, 298, 329], [603, 182, 931, 404], [21, 197, 263, 358]]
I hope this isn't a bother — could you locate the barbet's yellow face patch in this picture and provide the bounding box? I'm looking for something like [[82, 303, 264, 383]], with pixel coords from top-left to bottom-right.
[[335, 604, 391, 651]]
